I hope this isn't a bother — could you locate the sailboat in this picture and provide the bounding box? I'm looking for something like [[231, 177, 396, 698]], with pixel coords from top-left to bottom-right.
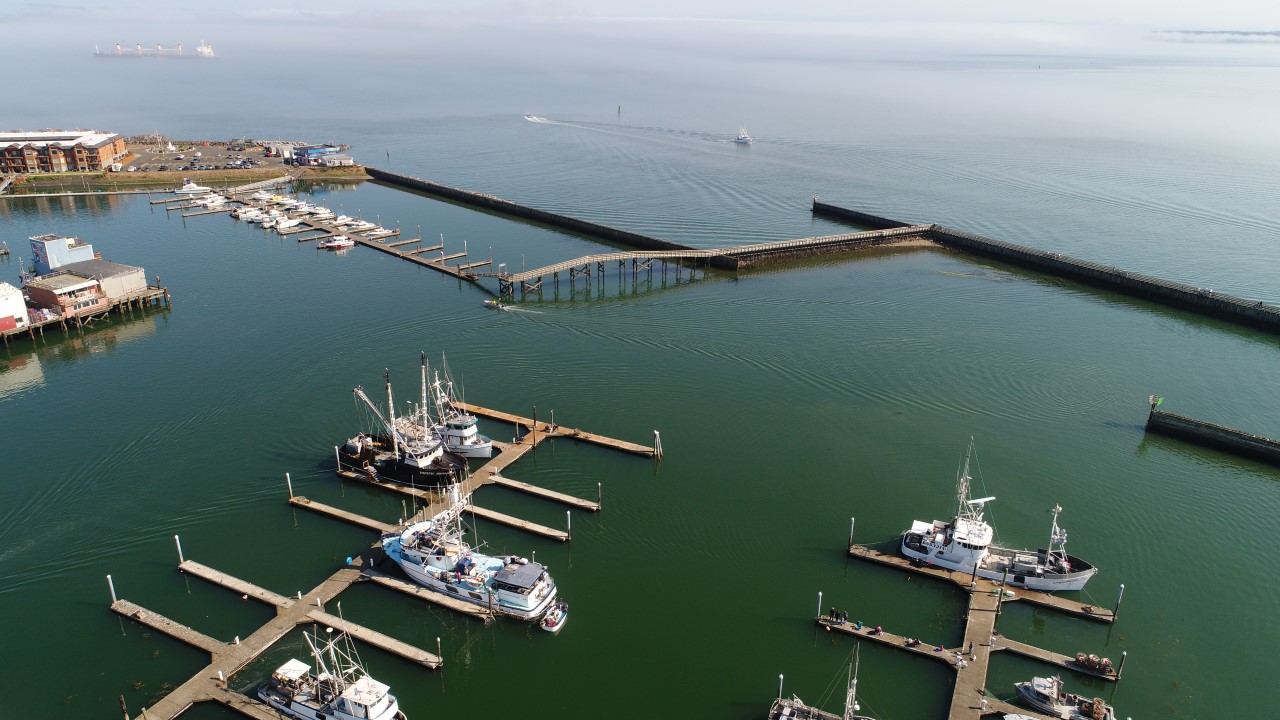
[[429, 354, 493, 459], [342, 368, 464, 482], [770, 646, 875, 720], [899, 439, 1098, 592], [258, 628, 406, 720], [381, 483, 560, 620]]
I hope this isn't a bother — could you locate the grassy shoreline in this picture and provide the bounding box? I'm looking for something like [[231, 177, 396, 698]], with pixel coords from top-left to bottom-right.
[[4, 165, 369, 193]]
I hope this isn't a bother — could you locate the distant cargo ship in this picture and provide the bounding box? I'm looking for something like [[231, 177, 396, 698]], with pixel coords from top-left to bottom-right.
[[94, 41, 215, 58]]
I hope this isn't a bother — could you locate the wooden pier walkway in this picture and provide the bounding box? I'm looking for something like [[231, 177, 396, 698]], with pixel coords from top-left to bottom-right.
[[468, 504, 568, 542], [489, 472, 600, 511], [455, 402, 657, 456], [179, 560, 293, 607], [111, 600, 227, 657], [363, 569, 494, 619], [307, 609, 441, 669], [289, 495, 399, 533]]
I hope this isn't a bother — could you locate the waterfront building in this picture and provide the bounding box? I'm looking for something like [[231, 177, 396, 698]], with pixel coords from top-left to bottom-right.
[[24, 273, 107, 319], [54, 259, 148, 301], [320, 154, 355, 167], [31, 233, 97, 275], [293, 144, 340, 166], [0, 282, 29, 332], [0, 130, 128, 174]]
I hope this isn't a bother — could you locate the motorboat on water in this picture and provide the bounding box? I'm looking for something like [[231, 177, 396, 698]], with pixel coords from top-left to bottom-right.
[[348, 220, 377, 232], [769, 646, 875, 720], [174, 179, 212, 195], [427, 354, 493, 459], [319, 236, 355, 250], [524, 114, 547, 122], [541, 601, 568, 633], [332, 214, 355, 225], [733, 128, 753, 145], [258, 629, 406, 720], [275, 218, 302, 230], [381, 483, 559, 620], [899, 440, 1097, 592], [365, 228, 395, 239], [483, 299, 507, 310], [1014, 676, 1115, 720]]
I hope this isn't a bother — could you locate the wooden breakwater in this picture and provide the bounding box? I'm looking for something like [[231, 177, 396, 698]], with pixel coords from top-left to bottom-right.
[[365, 167, 739, 272], [813, 200, 1280, 333], [812, 199, 912, 230], [1146, 403, 1280, 465]]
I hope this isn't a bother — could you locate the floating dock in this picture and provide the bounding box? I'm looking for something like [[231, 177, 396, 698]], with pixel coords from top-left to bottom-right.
[[833, 539, 1128, 720], [1145, 397, 1280, 465]]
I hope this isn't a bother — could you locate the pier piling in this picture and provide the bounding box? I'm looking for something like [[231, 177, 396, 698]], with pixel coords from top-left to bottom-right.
[[286, 472, 293, 499], [1114, 583, 1125, 620], [174, 535, 184, 564], [108, 574, 117, 604]]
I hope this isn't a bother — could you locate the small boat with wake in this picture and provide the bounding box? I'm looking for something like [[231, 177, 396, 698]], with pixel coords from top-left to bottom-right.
[[524, 114, 547, 122], [733, 128, 753, 145], [483, 299, 508, 310], [258, 628, 406, 720]]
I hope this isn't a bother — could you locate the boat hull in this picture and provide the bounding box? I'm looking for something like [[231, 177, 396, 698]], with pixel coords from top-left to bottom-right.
[[901, 533, 1097, 592], [387, 552, 556, 620]]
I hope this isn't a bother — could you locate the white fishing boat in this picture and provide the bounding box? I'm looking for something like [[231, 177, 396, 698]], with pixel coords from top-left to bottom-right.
[[174, 179, 212, 195], [319, 236, 355, 250], [540, 601, 568, 633], [1014, 676, 1115, 720], [733, 128, 753, 145], [381, 483, 559, 620], [899, 440, 1097, 592], [427, 355, 493, 459], [258, 628, 406, 720], [343, 368, 463, 481], [770, 646, 875, 720]]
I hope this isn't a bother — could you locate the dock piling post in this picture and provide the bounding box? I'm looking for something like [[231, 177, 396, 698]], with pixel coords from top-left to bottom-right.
[[653, 430, 663, 459], [233, 636, 240, 645], [848, 517, 855, 549], [969, 560, 978, 589], [107, 574, 117, 604], [532, 406, 537, 446], [997, 567, 1009, 616], [778, 673, 784, 700], [566, 511, 571, 540], [174, 535, 185, 564], [1117, 650, 1128, 680], [218, 671, 225, 684], [334, 446, 341, 471], [286, 472, 293, 499], [1114, 583, 1125, 620], [598, 482, 602, 509], [817, 591, 823, 619], [437, 637, 442, 660]]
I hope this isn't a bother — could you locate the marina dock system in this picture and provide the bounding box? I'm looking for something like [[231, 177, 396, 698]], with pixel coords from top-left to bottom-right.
[[832, 541, 1126, 720], [113, 402, 652, 717], [1145, 397, 1280, 465], [814, 200, 1280, 333]]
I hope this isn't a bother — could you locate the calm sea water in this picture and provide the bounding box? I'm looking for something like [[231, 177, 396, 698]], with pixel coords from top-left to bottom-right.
[[3, 25, 1279, 719]]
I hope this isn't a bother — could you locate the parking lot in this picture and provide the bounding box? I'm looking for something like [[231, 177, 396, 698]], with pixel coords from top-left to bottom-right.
[[122, 140, 291, 174]]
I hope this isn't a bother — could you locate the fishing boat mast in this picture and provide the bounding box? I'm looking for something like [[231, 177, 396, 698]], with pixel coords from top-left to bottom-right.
[[843, 645, 861, 720], [385, 369, 400, 461]]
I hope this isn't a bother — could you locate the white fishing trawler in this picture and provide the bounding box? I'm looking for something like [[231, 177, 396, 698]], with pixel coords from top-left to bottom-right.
[[428, 355, 493, 459], [258, 628, 405, 720], [770, 646, 875, 720], [733, 128, 753, 145], [1014, 675, 1115, 720], [381, 484, 559, 620], [343, 367, 464, 482], [899, 440, 1097, 592]]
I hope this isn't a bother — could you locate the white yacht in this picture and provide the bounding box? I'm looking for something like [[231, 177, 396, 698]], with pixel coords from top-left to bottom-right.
[[312, 209, 336, 220], [348, 220, 377, 232], [428, 356, 493, 459], [174, 179, 212, 195], [332, 214, 355, 225], [899, 440, 1097, 592], [733, 128, 753, 145], [258, 629, 405, 720], [365, 227, 395, 239], [382, 484, 559, 620], [1014, 676, 1115, 720], [275, 218, 302, 230], [770, 646, 875, 720]]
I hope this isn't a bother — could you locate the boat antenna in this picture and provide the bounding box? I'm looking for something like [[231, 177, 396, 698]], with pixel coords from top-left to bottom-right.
[[385, 369, 400, 461], [844, 644, 861, 720]]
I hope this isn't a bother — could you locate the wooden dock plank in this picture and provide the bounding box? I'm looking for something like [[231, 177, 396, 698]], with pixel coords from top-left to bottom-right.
[[817, 616, 955, 667], [204, 685, 287, 720], [407, 243, 444, 255], [487, 472, 600, 511], [455, 402, 656, 456], [180, 560, 293, 608], [306, 609, 441, 669], [386, 237, 420, 248], [289, 495, 399, 534], [111, 599, 226, 657], [457, 258, 492, 270], [949, 590, 1001, 720], [363, 568, 493, 620], [468, 505, 568, 542], [431, 251, 468, 262], [993, 636, 1118, 681]]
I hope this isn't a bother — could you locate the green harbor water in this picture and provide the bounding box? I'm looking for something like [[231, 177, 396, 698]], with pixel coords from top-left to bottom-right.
[[3, 31, 1280, 720]]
